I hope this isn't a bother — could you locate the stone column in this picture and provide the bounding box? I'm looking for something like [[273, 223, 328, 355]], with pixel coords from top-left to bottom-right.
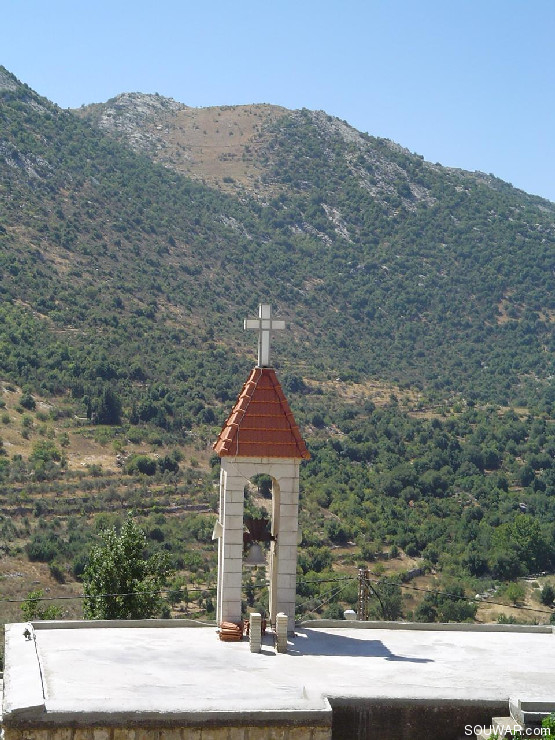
[[276, 612, 289, 653], [268, 460, 300, 633], [216, 460, 245, 625], [249, 612, 262, 653]]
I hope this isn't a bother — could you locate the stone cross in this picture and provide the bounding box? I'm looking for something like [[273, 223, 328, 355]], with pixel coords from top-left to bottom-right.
[[244, 304, 285, 367]]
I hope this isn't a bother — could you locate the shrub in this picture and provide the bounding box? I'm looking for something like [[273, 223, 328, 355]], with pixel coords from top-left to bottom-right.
[[540, 583, 555, 606], [49, 561, 66, 583], [125, 455, 157, 476], [20, 393, 36, 411], [21, 589, 62, 621], [505, 582, 526, 605]]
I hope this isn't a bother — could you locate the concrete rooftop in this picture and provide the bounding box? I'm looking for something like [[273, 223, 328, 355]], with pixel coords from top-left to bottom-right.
[[3, 620, 555, 726]]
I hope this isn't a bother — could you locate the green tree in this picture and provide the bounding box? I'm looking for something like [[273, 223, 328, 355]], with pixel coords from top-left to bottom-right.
[[491, 515, 551, 577], [83, 516, 172, 620], [415, 583, 477, 623], [540, 583, 555, 606], [30, 439, 61, 464], [370, 579, 403, 621], [505, 582, 526, 605], [86, 387, 122, 425]]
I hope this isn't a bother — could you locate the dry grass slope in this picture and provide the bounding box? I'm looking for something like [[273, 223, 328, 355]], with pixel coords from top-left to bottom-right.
[[76, 96, 288, 195]]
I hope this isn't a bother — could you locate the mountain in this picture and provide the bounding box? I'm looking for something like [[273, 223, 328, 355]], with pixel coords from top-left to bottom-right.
[[1, 68, 555, 624], [1, 66, 554, 424]]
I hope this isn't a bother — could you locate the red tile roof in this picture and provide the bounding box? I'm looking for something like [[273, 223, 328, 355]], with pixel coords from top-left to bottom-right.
[[213, 367, 310, 459]]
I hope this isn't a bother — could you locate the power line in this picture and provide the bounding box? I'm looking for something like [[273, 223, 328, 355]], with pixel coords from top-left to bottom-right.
[[365, 571, 555, 617], [3, 571, 553, 619], [1, 576, 352, 606], [301, 582, 352, 616], [0, 586, 217, 605]]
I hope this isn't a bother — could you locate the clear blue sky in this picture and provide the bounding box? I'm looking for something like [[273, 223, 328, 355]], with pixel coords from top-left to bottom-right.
[[4, 0, 555, 202]]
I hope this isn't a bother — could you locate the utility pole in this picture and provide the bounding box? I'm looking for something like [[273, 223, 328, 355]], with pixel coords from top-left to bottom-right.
[[358, 566, 385, 621], [357, 567, 370, 621]]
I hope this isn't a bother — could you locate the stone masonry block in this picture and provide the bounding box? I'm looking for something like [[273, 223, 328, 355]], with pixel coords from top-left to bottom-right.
[[276, 473, 299, 485], [223, 475, 247, 490], [223, 530, 244, 545], [310, 728, 333, 740], [198, 729, 229, 740], [260, 729, 288, 740], [1, 731, 22, 740], [277, 573, 296, 589], [277, 604, 296, 621], [276, 612, 289, 653], [229, 462, 259, 480], [159, 730, 183, 740], [279, 516, 299, 533], [223, 500, 244, 515], [277, 563, 297, 580], [224, 480, 244, 493], [221, 557, 242, 573], [276, 530, 298, 546], [222, 515, 244, 530], [227, 727, 248, 740], [221, 602, 242, 620], [287, 728, 327, 739], [112, 730, 136, 740], [74, 730, 94, 740], [277, 488, 298, 504], [225, 494, 245, 506], [181, 731, 201, 740], [19, 731, 50, 740], [265, 461, 291, 475], [92, 730, 112, 740], [249, 612, 262, 653], [267, 460, 299, 476], [277, 545, 297, 561], [275, 597, 296, 613], [276, 590, 296, 604], [250, 730, 286, 740], [276, 475, 298, 487], [279, 504, 298, 517], [135, 729, 158, 740], [222, 571, 242, 588], [228, 489, 245, 503], [51, 730, 74, 740], [223, 543, 243, 558]]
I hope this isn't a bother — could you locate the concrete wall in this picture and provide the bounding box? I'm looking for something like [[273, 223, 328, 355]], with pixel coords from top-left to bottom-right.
[[3, 725, 331, 740], [330, 699, 506, 740]]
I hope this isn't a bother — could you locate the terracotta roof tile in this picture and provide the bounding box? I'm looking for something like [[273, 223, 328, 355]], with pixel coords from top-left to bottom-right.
[[213, 367, 310, 459]]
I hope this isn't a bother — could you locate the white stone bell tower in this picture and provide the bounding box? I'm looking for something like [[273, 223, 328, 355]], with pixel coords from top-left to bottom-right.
[[213, 304, 309, 633]]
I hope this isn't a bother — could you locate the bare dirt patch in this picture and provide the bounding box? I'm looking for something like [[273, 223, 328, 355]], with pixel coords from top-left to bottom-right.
[[157, 104, 287, 194], [0, 556, 84, 623]]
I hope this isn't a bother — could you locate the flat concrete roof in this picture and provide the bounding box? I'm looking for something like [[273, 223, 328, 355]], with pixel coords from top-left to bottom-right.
[[3, 621, 555, 726]]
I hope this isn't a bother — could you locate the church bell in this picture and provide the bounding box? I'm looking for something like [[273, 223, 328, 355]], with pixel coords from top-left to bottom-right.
[[244, 542, 266, 567]]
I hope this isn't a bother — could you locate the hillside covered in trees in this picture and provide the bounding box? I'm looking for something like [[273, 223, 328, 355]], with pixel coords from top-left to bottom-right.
[[0, 66, 554, 627]]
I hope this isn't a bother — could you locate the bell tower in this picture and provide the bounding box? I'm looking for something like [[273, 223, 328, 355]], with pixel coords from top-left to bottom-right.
[[213, 304, 309, 633]]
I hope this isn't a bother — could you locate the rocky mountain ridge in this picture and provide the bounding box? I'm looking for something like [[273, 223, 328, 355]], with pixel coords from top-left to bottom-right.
[[77, 92, 554, 217], [0, 66, 553, 413]]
